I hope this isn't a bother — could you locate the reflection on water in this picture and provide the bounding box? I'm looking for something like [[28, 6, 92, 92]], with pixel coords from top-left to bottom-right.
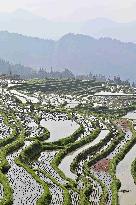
[[40, 119, 80, 142], [59, 130, 109, 179], [123, 110, 136, 120], [116, 140, 136, 205]]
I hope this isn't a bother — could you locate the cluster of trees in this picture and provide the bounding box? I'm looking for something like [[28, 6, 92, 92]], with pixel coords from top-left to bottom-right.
[[0, 57, 133, 85], [0, 59, 33, 79], [37, 68, 75, 79]]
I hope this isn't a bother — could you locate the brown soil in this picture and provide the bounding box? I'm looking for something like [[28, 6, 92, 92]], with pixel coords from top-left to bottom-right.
[[92, 158, 110, 172]]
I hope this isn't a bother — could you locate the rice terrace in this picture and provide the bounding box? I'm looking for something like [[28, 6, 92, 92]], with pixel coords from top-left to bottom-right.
[[0, 78, 136, 205]]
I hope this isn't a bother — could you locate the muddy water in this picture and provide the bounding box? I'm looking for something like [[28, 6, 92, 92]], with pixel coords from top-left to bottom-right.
[[6, 141, 43, 205], [116, 142, 136, 205], [40, 119, 80, 142], [123, 110, 136, 120], [59, 130, 109, 179]]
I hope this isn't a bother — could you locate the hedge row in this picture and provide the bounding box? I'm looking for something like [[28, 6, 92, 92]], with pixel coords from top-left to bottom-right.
[[52, 128, 100, 166], [70, 130, 115, 172], [0, 108, 26, 203], [15, 158, 51, 205], [29, 110, 50, 141], [50, 128, 100, 203], [79, 176, 93, 205], [86, 131, 124, 167], [71, 128, 124, 204], [45, 125, 84, 147], [18, 135, 72, 205], [83, 162, 108, 205], [36, 169, 72, 205], [18, 140, 73, 205], [109, 122, 136, 205], [0, 172, 13, 205], [19, 140, 42, 164], [131, 158, 136, 184], [0, 133, 25, 204]]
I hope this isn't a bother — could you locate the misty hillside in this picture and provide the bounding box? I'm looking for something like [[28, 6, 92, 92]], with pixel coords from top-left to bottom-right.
[[80, 18, 136, 43], [0, 31, 136, 80], [0, 9, 81, 40], [1, 9, 136, 42], [0, 58, 33, 78]]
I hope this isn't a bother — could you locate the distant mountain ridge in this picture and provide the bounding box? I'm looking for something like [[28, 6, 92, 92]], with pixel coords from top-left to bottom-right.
[[0, 31, 136, 80], [0, 9, 136, 42]]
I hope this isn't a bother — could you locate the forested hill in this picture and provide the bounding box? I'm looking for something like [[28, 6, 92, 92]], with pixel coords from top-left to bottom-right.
[[0, 59, 33, 78], [0, 31, 136, 80]]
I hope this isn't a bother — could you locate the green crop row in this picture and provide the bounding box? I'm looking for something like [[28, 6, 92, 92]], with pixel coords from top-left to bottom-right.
[[109, 122, 136, 205]]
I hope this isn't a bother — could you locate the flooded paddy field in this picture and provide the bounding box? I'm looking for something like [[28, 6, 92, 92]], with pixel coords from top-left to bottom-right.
[[59, 129, 109, 179], [40, 113, 80, 142], [1, 79, 136, 205], [116, 143, 136, 205], [6, 141, 44, 205]]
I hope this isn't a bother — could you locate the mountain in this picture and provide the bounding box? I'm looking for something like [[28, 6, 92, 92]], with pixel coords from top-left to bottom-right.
[[0, 9, 81, 40], [1, 9, 136, 42], [81, 18, 136, 43], [0, 31, 136, 80], [0, 31, 55, 68]]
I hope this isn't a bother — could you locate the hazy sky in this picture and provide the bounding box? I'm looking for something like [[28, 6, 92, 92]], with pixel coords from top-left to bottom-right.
[[1, 0, 136, 22]]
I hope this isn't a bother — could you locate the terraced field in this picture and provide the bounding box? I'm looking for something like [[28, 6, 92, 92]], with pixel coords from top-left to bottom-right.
[[0, 79, 136, 205]]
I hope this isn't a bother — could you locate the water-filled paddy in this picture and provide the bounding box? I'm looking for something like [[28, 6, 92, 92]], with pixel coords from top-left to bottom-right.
[[40, 118, 80, 142], [123, 110, 136, 120], [6, 141, 43, 205], [116, 143, 136, 205], [59, 130, 109, 179]]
